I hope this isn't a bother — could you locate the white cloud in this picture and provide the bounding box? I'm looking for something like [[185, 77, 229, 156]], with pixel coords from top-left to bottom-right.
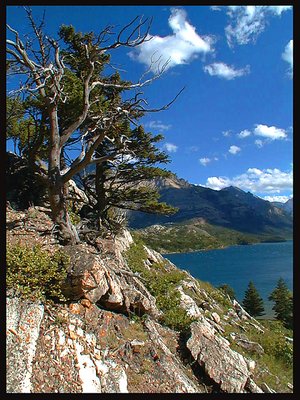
[[282, 40, 293, 77], [146, 120, 172, 131], [129, 8, 213, 71], [268, 6, 293, 16], [229, 145, 241, 155], [204, 62, 250, 80], [225, 6, 292, 47], [222, 130, 231, 137], [199, 156, 218, 166], [263, 195, 292, 203], [255, 139, 264, 148], [205, 167, 293, 194], [210, 6, 222, 12], [199, 157, 211, 166], [237, 129, 251, 139], [254, 124, 287, 140], [163, 142, 178, 153], [206, 176, 231, 190]]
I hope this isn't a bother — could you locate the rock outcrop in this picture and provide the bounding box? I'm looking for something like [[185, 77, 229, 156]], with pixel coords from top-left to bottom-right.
[[187, 319, 255, 393], [6, 207, 292, 393]]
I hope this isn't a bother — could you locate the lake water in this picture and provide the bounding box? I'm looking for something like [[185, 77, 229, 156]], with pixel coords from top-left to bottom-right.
[[164, 240, 293, 317]]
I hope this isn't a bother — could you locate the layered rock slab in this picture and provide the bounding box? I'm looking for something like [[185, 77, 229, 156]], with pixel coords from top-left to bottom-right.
[[187, 319, 261, 393]]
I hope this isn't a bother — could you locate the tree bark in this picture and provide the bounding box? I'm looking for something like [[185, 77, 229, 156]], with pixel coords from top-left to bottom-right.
[[95, 161, 108, 228], [48, 180, 79, 244], [48, 104, 79, 244]]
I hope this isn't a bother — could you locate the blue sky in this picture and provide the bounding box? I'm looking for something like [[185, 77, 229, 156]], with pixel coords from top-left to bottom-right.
[[6, 5, 293, 202]]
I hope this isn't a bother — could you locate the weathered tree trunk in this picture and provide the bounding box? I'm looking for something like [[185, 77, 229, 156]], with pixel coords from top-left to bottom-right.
[[47, 104, 79, 245], [95, 161, 109, 228], [48, 180, 79, 245]]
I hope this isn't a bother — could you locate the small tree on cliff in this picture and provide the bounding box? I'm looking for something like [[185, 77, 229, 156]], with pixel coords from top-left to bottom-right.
[[6, 8, 182, 244], [79, 123, 177, 230], [242, 281, 265, 317], [268, 278, 293, 329]]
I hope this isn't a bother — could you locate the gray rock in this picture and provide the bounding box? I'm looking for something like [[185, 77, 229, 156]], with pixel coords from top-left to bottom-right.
[[6, 298, 44, 393], [187, 319, 253, 393], [144, 318, 204, 393], [235, 335, 264, 355]]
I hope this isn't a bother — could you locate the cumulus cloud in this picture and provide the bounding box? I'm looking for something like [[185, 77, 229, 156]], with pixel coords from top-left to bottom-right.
[[237, 129, 251, 139], [282, 40, 293, 77], [254, 124, 287, 140], [228, 145, 241, 154], [163, 142, 178, 152], [225, 6, 292, 47], [222, 130, 232, 137], [263, 195, 292, 203], [205, 167, 293, 194], [146, 120, 172, 131], [203, 62, 250, 80], [129, 8, 213, 71]]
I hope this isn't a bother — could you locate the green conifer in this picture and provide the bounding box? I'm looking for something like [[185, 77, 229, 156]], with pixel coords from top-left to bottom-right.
[[242, 281, 265, 317], [268, 278, 293, 329]]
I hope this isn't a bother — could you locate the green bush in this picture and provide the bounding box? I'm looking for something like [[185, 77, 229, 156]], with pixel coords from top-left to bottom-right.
[[254, 320, 293, 367], [125, 242, 194, 331], [124, 239, 148, 274], [6, 244, 70, 301]]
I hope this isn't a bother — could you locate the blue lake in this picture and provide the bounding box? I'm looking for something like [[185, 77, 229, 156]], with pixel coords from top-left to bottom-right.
[[164, 240, 293, 317]]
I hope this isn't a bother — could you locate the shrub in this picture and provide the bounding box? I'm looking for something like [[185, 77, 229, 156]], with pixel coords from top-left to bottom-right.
[[6, 244, 70, 301], [217, 284, 236, 300], [125, 242, 194, 331], [124, 239, 148, 274]]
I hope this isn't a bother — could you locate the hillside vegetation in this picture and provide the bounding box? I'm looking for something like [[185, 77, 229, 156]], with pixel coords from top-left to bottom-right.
[[132, 219, 286, 254]]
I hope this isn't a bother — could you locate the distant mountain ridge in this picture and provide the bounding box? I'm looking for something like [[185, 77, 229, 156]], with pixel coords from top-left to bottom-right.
[[127, 175, 293, 237], [271, 198, 293, 215]]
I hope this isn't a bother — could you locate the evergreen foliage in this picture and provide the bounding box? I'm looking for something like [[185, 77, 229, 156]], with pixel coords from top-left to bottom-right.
[[6, 10, 180, 243], [268, 278, 293, 329], [242, 281, 265, 317], [78, 123, 177, 230], [6, 244, 70, 301]]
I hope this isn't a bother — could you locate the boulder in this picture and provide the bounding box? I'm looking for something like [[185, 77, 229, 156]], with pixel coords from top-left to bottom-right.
[[62, 243, 160, 318], [187, 319, 258, 393], [177, 285, 202, 318]]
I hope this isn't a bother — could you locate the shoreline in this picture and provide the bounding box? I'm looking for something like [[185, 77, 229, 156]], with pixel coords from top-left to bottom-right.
[[161, 238, 291, 256]]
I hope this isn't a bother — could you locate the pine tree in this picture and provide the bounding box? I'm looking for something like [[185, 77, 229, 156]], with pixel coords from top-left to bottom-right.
[[79, 123, 177, 231], [242, 281, 265, 317], [268, 278, 293, 329], [6, 10, 181, 244]]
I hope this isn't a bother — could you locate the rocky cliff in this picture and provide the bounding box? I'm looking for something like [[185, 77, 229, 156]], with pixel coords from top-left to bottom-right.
[[6, 206, 293, 393], [127, 177, 293, 238]]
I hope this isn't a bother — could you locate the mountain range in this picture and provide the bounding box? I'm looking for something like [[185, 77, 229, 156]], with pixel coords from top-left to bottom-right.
[[127, 175, 293, 239]]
